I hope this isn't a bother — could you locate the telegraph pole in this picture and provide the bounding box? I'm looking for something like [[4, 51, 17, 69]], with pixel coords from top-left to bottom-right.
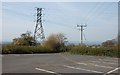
[[34, 8, 45, 45], [77, 24, 87, 45]]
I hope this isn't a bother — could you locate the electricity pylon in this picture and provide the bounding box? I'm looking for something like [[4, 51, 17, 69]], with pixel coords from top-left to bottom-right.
[[34, 8, 45, 45]]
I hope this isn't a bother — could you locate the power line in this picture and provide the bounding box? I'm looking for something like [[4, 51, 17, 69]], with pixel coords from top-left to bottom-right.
[[85, 2, 105, 23], [46, 19, 77, 30], [89, 3, 116, 25], [86, 2, 113, 24], [82, 2, 100, 23]]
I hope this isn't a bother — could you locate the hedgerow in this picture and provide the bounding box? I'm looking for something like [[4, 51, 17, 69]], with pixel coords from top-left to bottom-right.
[[68, 46, 119, 57], [2, 45, 58, 54]]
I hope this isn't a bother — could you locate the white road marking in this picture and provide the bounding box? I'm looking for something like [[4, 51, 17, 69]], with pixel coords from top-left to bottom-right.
[[77, 62, 113, 68], [35, 67, 61, 75], [92, 61, 117, 65], [35, 68, 56, 73], [89, 63, 113, 69], [105, 67, 120, 74], [64, 65, 103, 73], [60, 55, 113, 69]]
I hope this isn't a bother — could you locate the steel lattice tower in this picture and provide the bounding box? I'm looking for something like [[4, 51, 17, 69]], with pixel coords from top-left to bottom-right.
[[34, 8, 45, 45]]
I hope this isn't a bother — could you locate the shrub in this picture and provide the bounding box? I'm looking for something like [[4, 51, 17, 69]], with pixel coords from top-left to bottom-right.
[[42, 33, 66, 52], [2, 45, 58, 54], [69, 46, 118, 57]]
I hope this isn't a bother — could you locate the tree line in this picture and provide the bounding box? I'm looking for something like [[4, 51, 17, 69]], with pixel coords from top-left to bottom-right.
[[2, 31, 119, 58]]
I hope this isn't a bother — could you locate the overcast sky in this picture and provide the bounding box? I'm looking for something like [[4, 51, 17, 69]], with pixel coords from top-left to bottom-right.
[[2, 2, 118, 44]]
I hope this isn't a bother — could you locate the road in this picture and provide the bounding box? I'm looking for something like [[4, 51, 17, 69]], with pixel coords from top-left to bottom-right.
[[2, 54, 119, 75]]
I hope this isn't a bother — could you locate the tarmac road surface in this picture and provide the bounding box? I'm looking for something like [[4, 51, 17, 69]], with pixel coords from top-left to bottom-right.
[[2, 54, 120, 75]]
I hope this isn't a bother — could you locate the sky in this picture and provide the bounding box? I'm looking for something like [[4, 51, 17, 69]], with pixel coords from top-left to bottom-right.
[[2, 1, 118, 45]]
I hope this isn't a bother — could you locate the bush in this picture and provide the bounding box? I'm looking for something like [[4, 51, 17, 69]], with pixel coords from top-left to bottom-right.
[[42, 33, 66, 52], [2, 44, 119, 58], [2, 45, 58, 54], [68, 46, 119, 57]]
